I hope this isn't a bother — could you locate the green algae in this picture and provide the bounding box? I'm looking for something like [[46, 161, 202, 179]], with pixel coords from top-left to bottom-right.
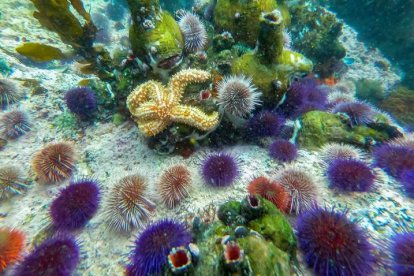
[[214, 0, 278, 47], [379, 86, 414, 128]]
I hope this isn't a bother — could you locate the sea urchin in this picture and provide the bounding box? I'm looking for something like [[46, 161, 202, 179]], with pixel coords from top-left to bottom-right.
[[178, 12, 207, 52], [126, 219, 191, 276], [201, 152, 240, 187], [50, 178, 101, 231], [0, 79, 22, 109], [158, 165, 192, 208], [0, 166, 28, 200], [31, 142, 77, 184], [247, 176, 289, 212], [390, 230, 414, 275], [103, 174, 155, 232], [0, 228, 25, 273], [268, 139, 298, 163], [296, 206, 376, 275], [0, 110, 31, 139]]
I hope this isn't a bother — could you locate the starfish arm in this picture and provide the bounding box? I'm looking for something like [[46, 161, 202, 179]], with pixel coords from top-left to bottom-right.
[[171, 105, 219, 131], [130, 102, 160, 120], [168, 69, 211, 100], [127, 81, 163, 110], [137, 119, 170, 137]]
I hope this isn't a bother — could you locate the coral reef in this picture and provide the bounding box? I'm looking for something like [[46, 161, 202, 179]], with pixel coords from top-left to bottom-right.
[[127, 69, 219, 136], [0, 228, 25, 273], [13, 235, 80, 276], [0, 166, 28, 200], [288, 0, 346, 78], [268, 139, 298, 163], [158, 165, 191, 208], [232, 9, 312, 106], [275, 167, 317, 214], [103, 175, 155, 232], [50, 178, 101, 231], [126, 219, 191, 275], [31, 142, 77, 184], [296, 206, 376, 275], [0, 110, 31, 139], [0, 79, 21, 110], [327, 159, 375, 192], [201, 152, 240, 187]]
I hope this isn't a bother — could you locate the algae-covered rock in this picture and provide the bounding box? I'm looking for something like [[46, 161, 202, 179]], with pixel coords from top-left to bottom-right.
[[379, 86, 414, 130], [297, 111, 396, 149], [247, 199, 296, 255], [356, 78, 385, 104], [16, 43, 65, 62], [214, 0, 278, 47], [217, 200, 245, 226], [129, 9, 183, 70], [232, 9, 312, 107], [238, 235, 291, 275]]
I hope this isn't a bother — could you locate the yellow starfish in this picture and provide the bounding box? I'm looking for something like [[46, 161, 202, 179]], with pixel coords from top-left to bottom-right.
[[127, 69, 220, 136]]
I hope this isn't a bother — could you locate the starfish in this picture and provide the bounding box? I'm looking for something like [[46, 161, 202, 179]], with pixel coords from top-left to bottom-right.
[[127, 69, 220, 136]]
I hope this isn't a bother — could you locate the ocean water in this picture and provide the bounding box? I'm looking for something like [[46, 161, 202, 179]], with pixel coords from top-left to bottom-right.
[[0, 0, 413, 275]]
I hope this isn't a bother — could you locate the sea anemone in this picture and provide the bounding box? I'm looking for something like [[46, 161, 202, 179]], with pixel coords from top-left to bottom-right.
[[223, 241, 244, 270], [401, 170, 414, 198], [50, 178, 101, 231], [247, 110, 285, 137], [282, 30, 292, 49], [296, 206, 376, 275], [327, 159, 376, 192], [0, 79, 22, 109], [31, 142, 77, 184], [103, 174, 155, 232], [389, 231, 414, 275], [201, 152, 240, 187], [167, 246, 192, 274], [13, 235, 80, 276], [178, 12, 207, 52], [158, 165, 192, 208], [0, 110, 31, 139], [0, 166, 28, 200], [64, 87, 97, 119], [0, 228, 25, 273], [126, 219, 191, 276], [247, 176, 289, 212], [275, 167, 317, 215], [268, 139, 298, 163], [319, 142, 366, 164], [277, 78, 327, 119], [373, 144, 414, 179], [332, 101, 374, 126], [217, 75, 261, 118]]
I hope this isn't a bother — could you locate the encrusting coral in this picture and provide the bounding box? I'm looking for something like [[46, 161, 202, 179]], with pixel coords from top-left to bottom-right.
[[127, 69, 219, 136]]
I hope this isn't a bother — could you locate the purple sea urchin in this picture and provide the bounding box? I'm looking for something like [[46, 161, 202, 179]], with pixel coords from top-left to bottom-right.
[[103, 175, 155, 232], [268, 139, 298, 163], [217, 75, 261, 118], [276, 167, 317, 215], [158, 165, 192, 208], [401, 170, 414, 198], [327, 159, 376, 192], [0, 79, 22, 109], [126, 219, 191, 276], [390, 231, 414, 275], [0, 110, 31, 139], [64, 87, 97, 119], [0, 166, 28, 200], [296, 206, 376, 275], [50, 178, 101, 231], [373, 144, 414, 179], [178, 12, 207, 52], [332, 101, 374, 126], [14, 235, 80, 276], [247, 110, 285, 137], [277, 78, 327, 119], [201, 152, 240, 187]]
